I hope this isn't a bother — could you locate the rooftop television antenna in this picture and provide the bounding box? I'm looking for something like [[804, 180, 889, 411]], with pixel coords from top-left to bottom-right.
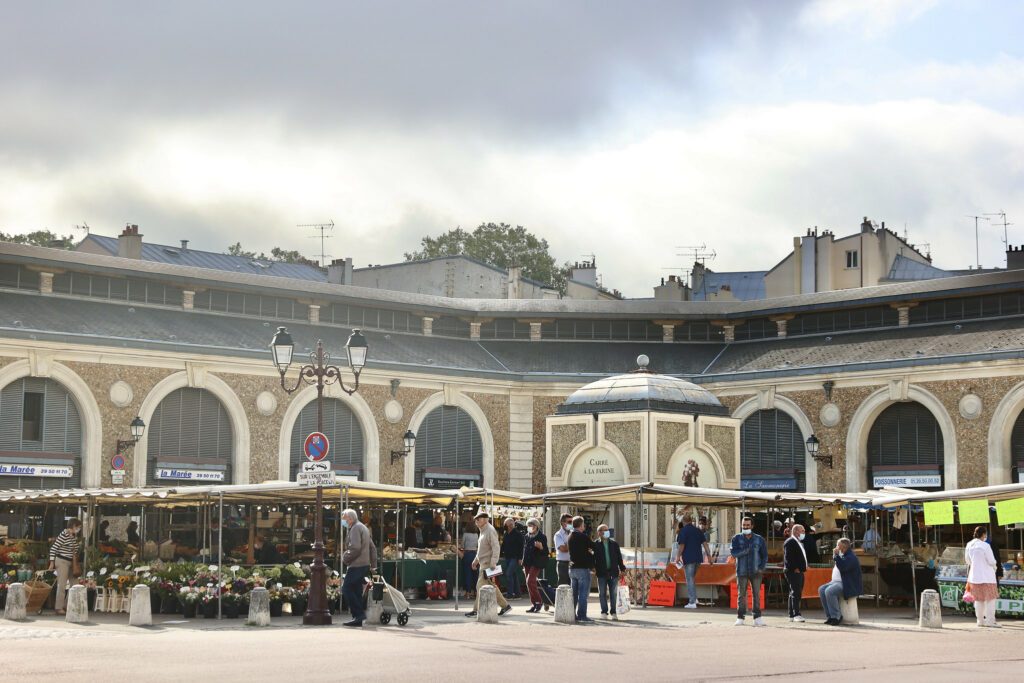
[[300, 221, 334, 267], [675, 244, 716, 266], [984, 211, 1013, 265], [966, 215, 990, 270]]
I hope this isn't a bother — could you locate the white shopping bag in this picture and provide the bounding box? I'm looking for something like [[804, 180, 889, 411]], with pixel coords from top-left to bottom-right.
[[616, 583, 632, 616]]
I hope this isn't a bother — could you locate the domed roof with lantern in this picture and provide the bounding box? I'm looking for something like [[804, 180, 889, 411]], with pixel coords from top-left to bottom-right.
[[556, 355, 728, 416]]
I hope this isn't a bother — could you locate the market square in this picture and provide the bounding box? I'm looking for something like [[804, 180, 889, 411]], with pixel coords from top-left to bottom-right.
[[3, 2, 1024, 681]]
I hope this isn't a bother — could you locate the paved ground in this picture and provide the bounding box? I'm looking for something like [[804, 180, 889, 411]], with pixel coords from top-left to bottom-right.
[[3, 601, 1022, 682]]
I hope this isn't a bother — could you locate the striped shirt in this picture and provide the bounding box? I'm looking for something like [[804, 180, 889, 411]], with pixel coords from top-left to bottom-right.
[[49, 529, 80, 561]]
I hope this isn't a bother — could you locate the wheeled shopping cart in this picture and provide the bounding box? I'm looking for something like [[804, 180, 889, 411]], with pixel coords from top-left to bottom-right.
[[367, 574, 411, 626]]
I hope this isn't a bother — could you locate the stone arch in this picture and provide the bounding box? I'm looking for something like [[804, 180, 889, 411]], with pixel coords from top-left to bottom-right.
[[987, 380, 1024, 485], [665, 443, 726, 489], [0, 359, 103, 487], [133, 372, 250, 486], [845, 385, 957, 491], [276, 383, 380, 483], [404, 391, 495, 488], [733, 395, 817, 492]]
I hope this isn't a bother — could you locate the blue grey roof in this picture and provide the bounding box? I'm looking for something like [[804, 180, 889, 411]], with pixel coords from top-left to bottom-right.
[[557, 372, 728, 415], [885, 254, 954, 282], [79, 234, 328, 282], [356, 254, 554, 290], [691, 270, 767, 301]]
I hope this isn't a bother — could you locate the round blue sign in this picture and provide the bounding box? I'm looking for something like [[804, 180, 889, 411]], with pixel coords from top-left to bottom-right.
[[111, 454, 126, 470], [303, 432, 330, 462]]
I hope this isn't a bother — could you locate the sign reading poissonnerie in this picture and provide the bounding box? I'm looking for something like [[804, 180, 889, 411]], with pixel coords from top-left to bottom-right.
[[156, 468, 224, 482], [0, 464, 73, 478], [872, 474, 941, 488]]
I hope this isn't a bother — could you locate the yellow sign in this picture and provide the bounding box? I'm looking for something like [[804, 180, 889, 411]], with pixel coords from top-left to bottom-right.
[[957, 499, 990, 525], [995, 498, 1024, 526], [923, 501, 954, 526]]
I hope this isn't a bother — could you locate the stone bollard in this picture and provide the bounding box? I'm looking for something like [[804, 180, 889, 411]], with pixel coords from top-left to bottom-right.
[[3, 583, 27, 621], [129, 584, 152, 627], [839, 597, 859, 625], [66, 585, 89, 623], [918, 589, 942, 629], [246, 587, 271, 626], [554, 584, 575, 624], [477, 585, 499, 624]]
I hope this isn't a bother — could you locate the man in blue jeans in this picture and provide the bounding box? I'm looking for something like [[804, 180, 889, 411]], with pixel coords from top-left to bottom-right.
[[567, 516, 595, 622], [341, 508, 373, 627], [819, 537, 862, 625], [731, 516, 768, 626], [675, 514, 711, 609], [500, 518, 525, 598]]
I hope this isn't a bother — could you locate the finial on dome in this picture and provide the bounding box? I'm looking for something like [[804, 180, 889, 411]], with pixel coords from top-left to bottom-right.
[[637, 354, 650, 370]]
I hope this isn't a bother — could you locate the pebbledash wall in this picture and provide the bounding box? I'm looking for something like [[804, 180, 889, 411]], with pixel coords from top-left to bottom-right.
[[3, 241, 1024, 496]]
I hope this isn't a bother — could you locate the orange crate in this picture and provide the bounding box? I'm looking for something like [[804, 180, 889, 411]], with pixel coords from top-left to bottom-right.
[[729, 581, 765, 610], [647, 580, 676, 607]]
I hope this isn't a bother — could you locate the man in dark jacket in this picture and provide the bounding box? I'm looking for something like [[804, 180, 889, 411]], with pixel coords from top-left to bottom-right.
[[783, 523, 808, 622], [818, 537, 862, 625], [593, 524, 626, 619], [568, 516, 595, 622], [500, 518, 525, 598]]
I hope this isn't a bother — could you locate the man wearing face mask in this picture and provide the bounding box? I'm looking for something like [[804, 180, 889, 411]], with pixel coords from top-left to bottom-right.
[[783, 523, 808, 622], [554, 513, 574, 586], [731, 517, 768, 626], [593, 524, 626, 619], [340, 508, 371, 627]]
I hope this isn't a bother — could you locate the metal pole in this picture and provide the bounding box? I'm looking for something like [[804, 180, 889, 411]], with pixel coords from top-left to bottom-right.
[[639, 488, 647, 608], [455, 498, 461, 611], [218, 492, 224, 619], [908, 504, 918, 614], [305, 357, 331, 626], [337, 485, 344, 576], [394, 501, 400, 588]]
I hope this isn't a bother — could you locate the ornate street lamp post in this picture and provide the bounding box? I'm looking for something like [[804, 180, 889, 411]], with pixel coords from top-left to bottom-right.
[[270, 326, 368, 626]]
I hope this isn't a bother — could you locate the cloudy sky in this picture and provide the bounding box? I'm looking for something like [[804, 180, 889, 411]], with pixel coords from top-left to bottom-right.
[[2, 1, 1023, 296]]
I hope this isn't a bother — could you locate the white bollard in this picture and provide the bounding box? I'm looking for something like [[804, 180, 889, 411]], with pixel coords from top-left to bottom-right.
[[839, 597, 859, 625], [129, 584, 152, 627], [477, 585, 499, 624], [554, 584, 575, 624], [4, 583, 27, 621], [65, 585, 89, 623], [246, 587, 271, 626], [918, 589, 942, 629]]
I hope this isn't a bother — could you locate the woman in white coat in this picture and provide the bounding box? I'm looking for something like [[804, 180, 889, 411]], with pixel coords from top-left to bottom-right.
[[965, 526, 1000, 628]]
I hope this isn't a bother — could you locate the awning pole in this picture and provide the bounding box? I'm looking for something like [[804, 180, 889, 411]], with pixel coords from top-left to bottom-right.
[[907, 503, 918, 614], [454, 498, 461, 611], [218, 492, 224, 619], [639, 488, 647, 609], [394, 501, 400, 588]]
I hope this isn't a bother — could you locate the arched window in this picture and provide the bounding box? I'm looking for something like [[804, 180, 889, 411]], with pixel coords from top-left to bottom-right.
[[1011, 409, 1024, 482], [867, 402, 943, 488], [147, 388, 233, 485], [740, 409, 806, 491], [289, 398, 364, 478], [415, 405, 482, 489], [0, 378, 82, 488]]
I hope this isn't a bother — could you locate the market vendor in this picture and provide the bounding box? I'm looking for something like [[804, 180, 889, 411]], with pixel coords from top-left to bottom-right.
[[426, 512, 451, 548], [404, 518, 427, 549], [126, 521, 140, 546], [254, 535, 284, 564], [98, 520, 110, 543]]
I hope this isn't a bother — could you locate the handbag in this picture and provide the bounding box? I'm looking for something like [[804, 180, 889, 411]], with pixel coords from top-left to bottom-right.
[[616, 578, 632, 616], [962, 581, 975, 604]]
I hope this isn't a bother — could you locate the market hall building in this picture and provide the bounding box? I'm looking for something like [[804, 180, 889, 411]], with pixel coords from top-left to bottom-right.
[[2, 238, 1024, 543]]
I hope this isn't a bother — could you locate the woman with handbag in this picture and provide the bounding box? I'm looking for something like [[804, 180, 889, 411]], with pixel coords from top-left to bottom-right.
[[522, 518, 548, 613], [965, 526, 1000, 628]]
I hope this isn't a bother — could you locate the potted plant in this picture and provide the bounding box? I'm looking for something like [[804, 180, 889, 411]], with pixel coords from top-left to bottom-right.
[[201, 585, 219, 618], [222, 591, 241, 619], [268, 585, 284, 617], [158, 581, 180, 614], [178, 586, 201, 618], [289, 587, 308, 617]]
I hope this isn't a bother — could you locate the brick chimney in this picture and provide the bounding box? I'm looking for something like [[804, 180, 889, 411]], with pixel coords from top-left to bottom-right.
[[327, 257, 354, 284], [117, 224, 144, 259], [1008, 245, 1024, 271]]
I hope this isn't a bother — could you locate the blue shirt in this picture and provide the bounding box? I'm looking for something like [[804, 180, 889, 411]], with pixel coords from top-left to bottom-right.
[[676, 524, 706, 565]]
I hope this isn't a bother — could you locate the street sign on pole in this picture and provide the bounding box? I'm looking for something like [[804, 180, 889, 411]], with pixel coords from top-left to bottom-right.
[[301, 461, 331, 473], [297, 471, 335, 487], [303, 432, 330, 462], [111, 454, 126, 470]]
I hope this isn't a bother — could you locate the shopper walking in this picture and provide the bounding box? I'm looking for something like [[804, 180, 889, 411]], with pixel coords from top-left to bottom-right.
[[675, 514, 710, 609], [466, 512, 513, 618], [48, 518, 81, 615], [965, 526, 1000, 628], [731, 517, 768, 626], [340, 508, 372, 627], [500, 518, 525, 599], [460, 524, 480, 599], [783, 523, 808, 622], [554, 513, 573, 586], [818, 537, 862, 625], [568, 516, 595, 622], [593, 524, 625, 619], [522, 518, 548, 612]]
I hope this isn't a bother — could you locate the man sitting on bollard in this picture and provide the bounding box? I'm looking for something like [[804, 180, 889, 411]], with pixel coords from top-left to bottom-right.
[[818, 537, 862, 626]]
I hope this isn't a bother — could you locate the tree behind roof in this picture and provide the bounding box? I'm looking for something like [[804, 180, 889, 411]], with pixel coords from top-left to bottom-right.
[[0, 230, 77, 249]]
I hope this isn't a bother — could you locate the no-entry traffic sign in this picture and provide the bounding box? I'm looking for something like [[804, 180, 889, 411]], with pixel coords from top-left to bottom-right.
[[303, 432, 330, 462], [111, 453, 126, 470]]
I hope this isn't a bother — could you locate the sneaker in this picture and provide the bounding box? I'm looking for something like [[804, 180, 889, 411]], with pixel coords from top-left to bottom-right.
[[734, 618, 745, 626], [987, 622, 1002, 628], [684, 602, 697, 609], [792, 615, 805, 623], [342, 620, 363, 628], [753, 617, 766, 627], [612, 614, 619, 621], [577, 616, 595, 623], [824, 618, 838, 625], [499, 605, 512, 616], [464, 611, 478, 618]]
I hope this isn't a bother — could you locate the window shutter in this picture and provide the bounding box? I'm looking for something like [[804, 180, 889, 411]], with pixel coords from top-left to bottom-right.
[[289, 399, 365, 477]]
